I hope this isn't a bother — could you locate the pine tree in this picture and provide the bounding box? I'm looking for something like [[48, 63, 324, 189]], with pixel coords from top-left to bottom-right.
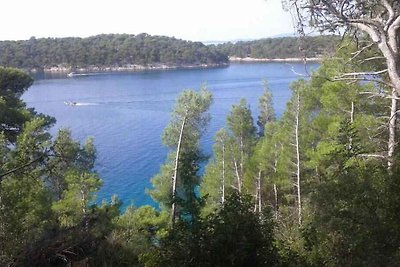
[[226, 99, 257, 193], [257, 80, 276, 136], [149, 87, 213, 228], [201, 128, 236, 214], [0, 118, 52, 265]]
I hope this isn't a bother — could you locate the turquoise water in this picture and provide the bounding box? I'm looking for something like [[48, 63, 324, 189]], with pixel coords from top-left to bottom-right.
[[22, 63, 317, 208]]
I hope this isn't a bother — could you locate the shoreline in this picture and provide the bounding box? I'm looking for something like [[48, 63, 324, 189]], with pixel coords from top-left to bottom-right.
[[229, 56, 322, 62], [30, 63, 229, 74], [28, 58, 321, 75]]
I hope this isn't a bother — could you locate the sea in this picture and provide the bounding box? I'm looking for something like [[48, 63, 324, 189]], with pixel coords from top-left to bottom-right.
[[22, 62, 318, 209]]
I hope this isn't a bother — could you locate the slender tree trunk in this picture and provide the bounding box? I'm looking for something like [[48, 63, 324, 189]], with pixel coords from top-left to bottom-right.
[[233, 156, 242, 193], [254, 170, 261, 212], [273, 184, 278, 220], [81, 189, 88, 232], [294, 92, 302, 225], [240, 136, 244, 176], [0, 195, 3, 239], [171, 114, 187, 229], [388, 89, 397, 168], [350, 101, 354, 123], [273, 143, 279, 220], [349, 101, 355, 150], [221, 143, 225, 204], [257, 169, 262, 213], [254, 182, 258, 213]]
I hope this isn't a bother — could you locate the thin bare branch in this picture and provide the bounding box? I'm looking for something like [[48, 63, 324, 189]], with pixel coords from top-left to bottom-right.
[[358, 153, 387, 159], [335, 69, 388, 77], [0, 155, 45, 181]]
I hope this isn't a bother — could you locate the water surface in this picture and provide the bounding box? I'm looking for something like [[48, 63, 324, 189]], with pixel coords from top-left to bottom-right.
[[23, 63, 317, 208]]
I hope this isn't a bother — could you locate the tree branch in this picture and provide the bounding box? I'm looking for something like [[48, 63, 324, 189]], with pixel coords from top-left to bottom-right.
[[0, 155, 45, 181], [335, 69, 388, 77]]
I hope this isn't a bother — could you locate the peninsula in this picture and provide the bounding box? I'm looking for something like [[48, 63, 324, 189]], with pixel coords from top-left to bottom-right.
[[0, 34, 338, 74], [0, 33, 229, 73]]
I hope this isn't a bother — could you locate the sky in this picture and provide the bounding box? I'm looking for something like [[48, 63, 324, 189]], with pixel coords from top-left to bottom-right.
[[1, 0, 296, 42]]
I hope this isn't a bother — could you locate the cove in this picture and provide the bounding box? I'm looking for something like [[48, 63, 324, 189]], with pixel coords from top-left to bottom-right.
[[23, 62, 318, 209]]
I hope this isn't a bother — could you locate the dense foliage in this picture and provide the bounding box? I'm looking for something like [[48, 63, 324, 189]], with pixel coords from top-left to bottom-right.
[[216, 35, 340, 59], [0, 34, 228, 70], [0, 34, 343, 72], [2, 27, 400, 266]]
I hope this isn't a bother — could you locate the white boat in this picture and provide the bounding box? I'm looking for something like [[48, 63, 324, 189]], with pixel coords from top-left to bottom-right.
[[64, 101, 77, 106], [67, 72, 89, 78]]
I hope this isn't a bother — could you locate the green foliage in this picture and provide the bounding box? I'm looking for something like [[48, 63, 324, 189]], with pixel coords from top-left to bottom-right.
[[227, 99, 257, 148], [46, 129, 88, 198], [201, 128, 236, 214], [0, 67, 33, 142], [216, 35, 340, 59], [3, 34, 400, 267], [147, 193, 279, 267], [52, 171, 102, 228], [0, 67, 55, 143], [226, 98, 257, 188], [93, 205, 169, 266], [0, 34, 228, 70], [0, 71, 106, 265], [257, 80, 276, 136], [162, 88, 213, 149], [201, 99, 257, 213], [149, 88, 213, 223], [302, 123, 400, 266], [204, 193, 279, 267], [0, 118, 53, 265]]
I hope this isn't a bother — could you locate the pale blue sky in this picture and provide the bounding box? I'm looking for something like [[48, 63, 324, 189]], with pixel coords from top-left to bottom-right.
[[2, 0, 295, 41]]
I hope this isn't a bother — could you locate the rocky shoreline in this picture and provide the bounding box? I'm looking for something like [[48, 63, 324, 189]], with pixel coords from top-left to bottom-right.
[[29, 58, 320, 75], [229, 56, 322, 62], [31, 62, 229, 74]]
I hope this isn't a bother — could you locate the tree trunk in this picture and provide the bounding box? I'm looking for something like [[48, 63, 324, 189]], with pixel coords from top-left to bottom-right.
[[350, 101, 354, 123], [388, 89, 397, 168], [273, 143, 279, 220], [273, 184, 278, 220], [353, 14, 400, 95], [257, 169, 262, 213], [170, 114, 187, 229], [240, 136, 244, 177], [294, 91, 302, 225], [349, 101, 355, 150], [221, 143, 225, 204], [233, 156, 242, 193], [81, 189, 88, 232]]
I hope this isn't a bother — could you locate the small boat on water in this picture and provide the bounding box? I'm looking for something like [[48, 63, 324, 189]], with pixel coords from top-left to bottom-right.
[[67, 72, 89, 77], [64, 101, 77, 106]]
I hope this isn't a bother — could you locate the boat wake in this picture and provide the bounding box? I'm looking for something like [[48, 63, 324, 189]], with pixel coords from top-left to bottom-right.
[[75, 102, 99, 106], [64, 101, 99, 106]]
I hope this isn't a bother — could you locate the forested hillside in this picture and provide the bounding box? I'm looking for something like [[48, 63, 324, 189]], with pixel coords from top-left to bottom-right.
[[216, 35, 340, 59], [0, 34, 340, 72], [0, 33, 228, 70]]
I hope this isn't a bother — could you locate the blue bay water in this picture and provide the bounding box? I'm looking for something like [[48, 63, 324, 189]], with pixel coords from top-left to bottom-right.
[[22, 63, 317, 209]]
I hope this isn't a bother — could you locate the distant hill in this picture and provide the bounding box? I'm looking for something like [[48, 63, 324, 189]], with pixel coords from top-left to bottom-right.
[[0, 33, 229, 71], [0, 34, 340, 72], [214, 35, 340, 59]]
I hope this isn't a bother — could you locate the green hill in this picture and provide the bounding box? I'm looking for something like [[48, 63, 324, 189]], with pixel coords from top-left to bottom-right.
[[0, 33, 228, 71], [215, 35, 340, 59]]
